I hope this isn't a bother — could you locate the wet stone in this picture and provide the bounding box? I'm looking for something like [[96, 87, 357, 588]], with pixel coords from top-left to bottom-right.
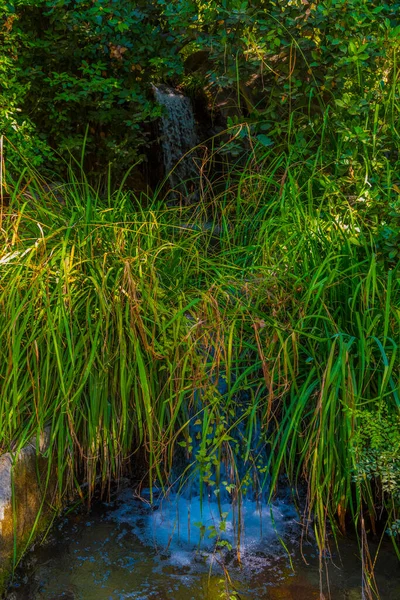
[[0, 431, 59, 594]]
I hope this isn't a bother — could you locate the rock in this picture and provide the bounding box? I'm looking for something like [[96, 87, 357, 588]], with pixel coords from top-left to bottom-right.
[[0, 430, 59, 595], [184, 50, 211, 74]]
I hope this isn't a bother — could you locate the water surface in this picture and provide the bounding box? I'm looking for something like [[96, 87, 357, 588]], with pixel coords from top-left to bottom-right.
[[6, 487, 400, 600]]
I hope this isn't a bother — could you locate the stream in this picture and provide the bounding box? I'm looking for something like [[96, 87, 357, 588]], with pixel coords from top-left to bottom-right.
[[6, 485, 400, 600]]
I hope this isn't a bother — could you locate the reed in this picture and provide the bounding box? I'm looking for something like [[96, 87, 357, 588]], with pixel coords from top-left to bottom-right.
[[0, 140, 399, 574]]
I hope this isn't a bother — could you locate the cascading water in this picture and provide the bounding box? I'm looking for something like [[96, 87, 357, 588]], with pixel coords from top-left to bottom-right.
[[153, 85, 199, 198], [108, 379, 298, 571]]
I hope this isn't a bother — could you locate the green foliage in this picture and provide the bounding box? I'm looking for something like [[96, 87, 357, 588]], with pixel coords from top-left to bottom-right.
[[1, 0, 173, 173], [355, 408, 400, 506], [1, 0, 400, 583], [0, 128, 399, 566], [0, 4, 53, 167], [1, 0, 399, 176]]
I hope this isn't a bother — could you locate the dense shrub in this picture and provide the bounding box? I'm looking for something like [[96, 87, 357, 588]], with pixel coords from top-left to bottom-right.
[[1, 0, 399, 177]]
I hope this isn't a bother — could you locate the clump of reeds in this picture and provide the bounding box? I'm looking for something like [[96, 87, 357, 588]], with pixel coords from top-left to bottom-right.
[[0, 135, 399, 591]]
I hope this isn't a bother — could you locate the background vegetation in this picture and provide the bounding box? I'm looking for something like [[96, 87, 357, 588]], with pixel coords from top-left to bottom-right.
[[1, 0, 400, 176]]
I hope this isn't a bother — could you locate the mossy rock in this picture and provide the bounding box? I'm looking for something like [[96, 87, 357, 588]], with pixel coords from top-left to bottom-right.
[[0, 433, 59, 596]]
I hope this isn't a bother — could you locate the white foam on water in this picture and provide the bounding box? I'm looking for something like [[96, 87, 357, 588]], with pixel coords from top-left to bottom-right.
[[109, 487, 298, 571]]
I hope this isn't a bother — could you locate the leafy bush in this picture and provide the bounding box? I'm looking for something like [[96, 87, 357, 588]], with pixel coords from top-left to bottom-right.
[[355, 409, 400, 506], [1, 0, 399, 177]]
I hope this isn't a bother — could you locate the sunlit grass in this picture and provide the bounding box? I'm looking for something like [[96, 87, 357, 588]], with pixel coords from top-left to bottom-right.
[[0, 144, 399, 582]]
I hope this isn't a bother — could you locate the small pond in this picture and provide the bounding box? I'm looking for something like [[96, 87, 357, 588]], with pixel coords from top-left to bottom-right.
[[6, 486, 400, 600]]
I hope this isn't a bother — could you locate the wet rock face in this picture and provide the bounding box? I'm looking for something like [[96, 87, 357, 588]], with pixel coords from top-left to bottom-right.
[[0, 455, 12, 529], [0, 431, 57, 594]]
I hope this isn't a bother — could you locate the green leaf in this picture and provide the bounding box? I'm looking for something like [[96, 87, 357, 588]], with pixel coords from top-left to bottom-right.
[[257, 134, 273, 147]]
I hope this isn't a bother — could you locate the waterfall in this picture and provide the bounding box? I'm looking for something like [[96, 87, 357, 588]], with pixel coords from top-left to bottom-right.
[[153, 85, 199, 197], [108, 375, 298, 568]]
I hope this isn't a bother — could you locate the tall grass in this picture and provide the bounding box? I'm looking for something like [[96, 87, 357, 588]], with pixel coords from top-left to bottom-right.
[[0, 143, 399, 585]]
